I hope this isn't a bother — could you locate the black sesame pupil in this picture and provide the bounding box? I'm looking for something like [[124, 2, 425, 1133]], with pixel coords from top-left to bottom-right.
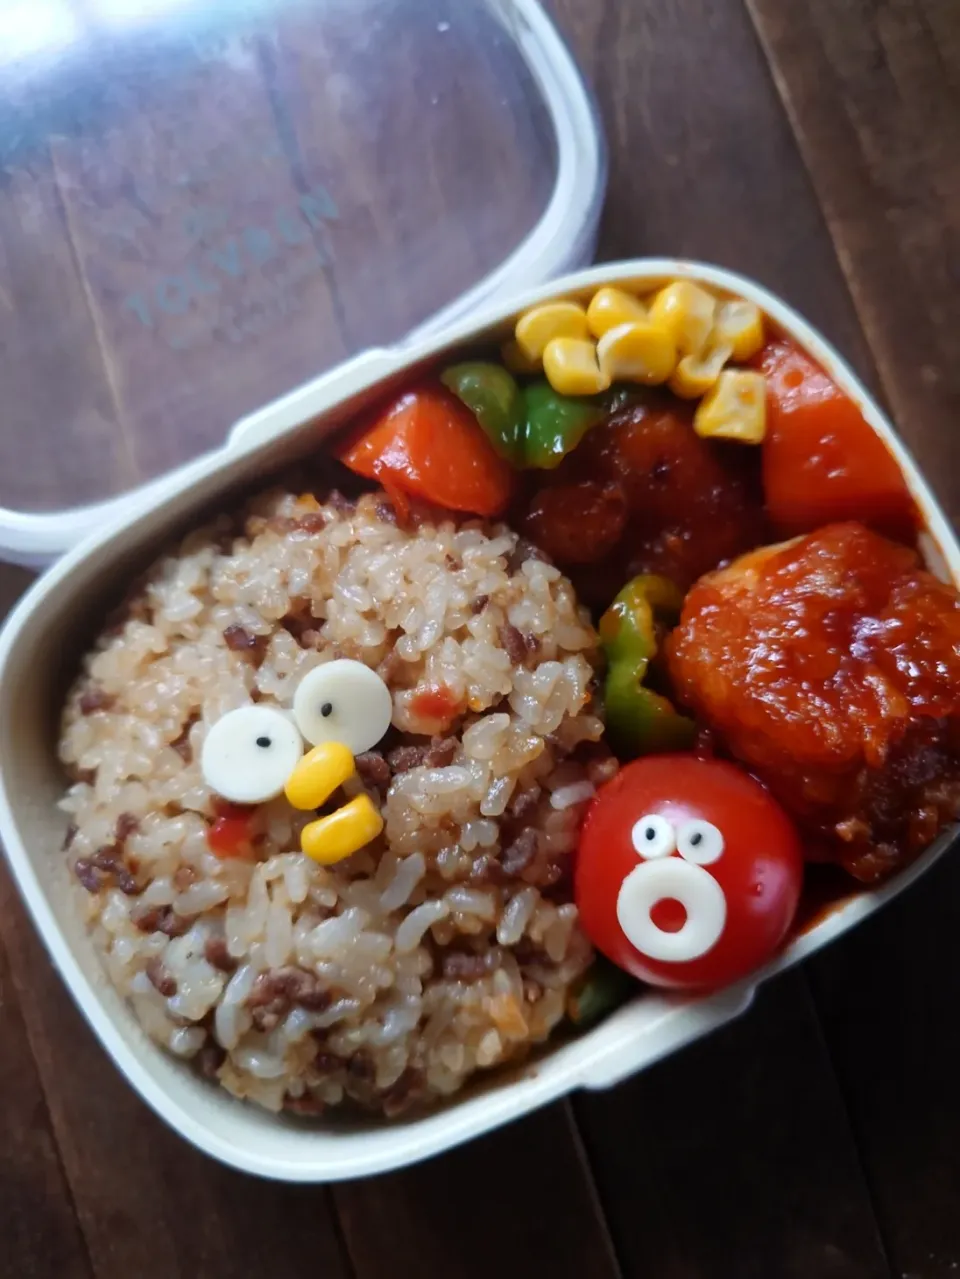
[[256, 736, 272, 749], [690, 831, 703, 846], [645, 826, 656, 840], [320, 702, 334, 718]]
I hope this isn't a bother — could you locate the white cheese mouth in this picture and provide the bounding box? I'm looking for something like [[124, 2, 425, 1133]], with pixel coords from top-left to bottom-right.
[[617, 859, 727, 963]]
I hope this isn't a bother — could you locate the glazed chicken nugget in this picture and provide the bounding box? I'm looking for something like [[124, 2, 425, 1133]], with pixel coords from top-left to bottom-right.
[[667, 522, 960, 882]]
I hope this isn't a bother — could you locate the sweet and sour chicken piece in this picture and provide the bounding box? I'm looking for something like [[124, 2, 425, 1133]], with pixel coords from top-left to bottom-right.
[[667, 522, 960, 882]]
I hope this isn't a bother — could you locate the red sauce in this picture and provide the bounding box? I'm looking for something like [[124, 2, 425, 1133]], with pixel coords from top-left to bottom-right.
[[792, 864, 863, 936]]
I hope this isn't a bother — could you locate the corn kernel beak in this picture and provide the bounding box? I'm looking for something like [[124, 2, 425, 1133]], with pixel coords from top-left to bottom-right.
[[284, 741, 356, 811], [301, 795, 385, 865], [542, 336, 610, 396], [596, 321, 677, 386], [515, 301, 589, 362], [586, 287, 648, 338]]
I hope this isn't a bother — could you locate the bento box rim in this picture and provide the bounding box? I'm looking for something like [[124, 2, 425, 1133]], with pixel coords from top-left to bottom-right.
[[0, 257, 956, 1183]]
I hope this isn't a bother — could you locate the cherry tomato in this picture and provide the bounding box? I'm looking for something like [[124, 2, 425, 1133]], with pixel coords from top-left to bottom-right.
[[575, 756, 803, 991]]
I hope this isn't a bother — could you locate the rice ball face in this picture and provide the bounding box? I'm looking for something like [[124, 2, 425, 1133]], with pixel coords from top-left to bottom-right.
[[58, 489, 602, 1118], [201, 706, 304, 804], [293, 660, 393, 755]]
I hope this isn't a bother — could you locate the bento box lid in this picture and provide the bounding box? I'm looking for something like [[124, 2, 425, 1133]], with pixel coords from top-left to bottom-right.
[[0, 0, 605, 565]]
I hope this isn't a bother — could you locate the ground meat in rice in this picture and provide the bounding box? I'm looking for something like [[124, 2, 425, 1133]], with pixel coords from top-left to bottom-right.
[[354, 751, 391, 789], [58, 488, 600, 1117]]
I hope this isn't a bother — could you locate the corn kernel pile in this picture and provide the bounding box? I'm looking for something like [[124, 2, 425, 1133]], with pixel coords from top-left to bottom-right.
[[505, 281, 768, 444]]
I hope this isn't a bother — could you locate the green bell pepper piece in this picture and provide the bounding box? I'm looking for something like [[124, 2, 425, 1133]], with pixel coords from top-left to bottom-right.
[[440, 362, 525, 466], [599, 574, 696, 756], [566, 956, 636, 1027], [520, 380, 606, 469], [441, 364, 605, 470]]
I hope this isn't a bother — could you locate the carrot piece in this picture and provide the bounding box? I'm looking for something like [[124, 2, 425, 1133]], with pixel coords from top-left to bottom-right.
[[759, 339, 916, 539], [207, 803, 256, 859], [408, 684, 462, 723], [337, 384, 515, 517]]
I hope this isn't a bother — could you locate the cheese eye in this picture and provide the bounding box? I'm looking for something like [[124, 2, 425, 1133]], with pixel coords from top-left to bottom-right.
[[676, 819, 724, 866], [630, 813, 675, 860], [292, 659, 393, 755], [200, 706, 304, 804]]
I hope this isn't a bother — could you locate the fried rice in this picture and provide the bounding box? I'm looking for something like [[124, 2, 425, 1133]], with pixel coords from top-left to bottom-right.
[[58, 486, 610, 1116]]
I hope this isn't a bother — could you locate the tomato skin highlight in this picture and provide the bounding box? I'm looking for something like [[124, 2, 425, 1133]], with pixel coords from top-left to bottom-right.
[[337, 383, 515, 517], [759, 339, 916, 539], [575, 756, 804, 992]]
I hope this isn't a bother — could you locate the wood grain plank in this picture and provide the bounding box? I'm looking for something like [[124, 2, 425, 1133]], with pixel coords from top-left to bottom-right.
[[0, 568, 351, 1279], [741, 6, 960, 1275], [0, 906, 92, 1279], [809, 860, 960, 1279], [2, 4, 954, 1278], [0, 565, 84, 1279], [0, 865, 353, 1279], [333, 1103, 621, 1279], [264, 0, 555, 351], [576, 975, 890, 1279], [0, 157, 132, 514], [50, 17, 347, 484], [545, 0, 874, 377], [544, 2, 897, 1274], [263, 13, 624, 1272], [745, 0, 960, 524]]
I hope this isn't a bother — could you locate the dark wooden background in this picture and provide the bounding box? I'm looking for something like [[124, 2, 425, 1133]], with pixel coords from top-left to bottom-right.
[[1, 1, 958, 1275]]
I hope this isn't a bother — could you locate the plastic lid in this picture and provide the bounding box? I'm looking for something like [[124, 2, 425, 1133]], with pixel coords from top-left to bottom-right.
[[0, 0, 604, 562]]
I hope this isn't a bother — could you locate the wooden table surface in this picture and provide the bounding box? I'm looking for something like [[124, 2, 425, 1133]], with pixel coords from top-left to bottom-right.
[[1, 1, 958, 1275]]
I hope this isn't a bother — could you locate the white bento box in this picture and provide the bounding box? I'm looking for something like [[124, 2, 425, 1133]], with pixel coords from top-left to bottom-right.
[[1, 259, 957, 1182]]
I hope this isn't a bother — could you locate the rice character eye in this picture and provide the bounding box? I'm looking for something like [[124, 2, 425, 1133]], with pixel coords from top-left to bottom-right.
[[293, 659, 393, 754], [676, 819, 724, 865], [630, 813, 675, 860], [200, 706, 304, 805]]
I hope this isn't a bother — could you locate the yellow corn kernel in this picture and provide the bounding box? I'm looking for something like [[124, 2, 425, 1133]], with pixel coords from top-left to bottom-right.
[[669, 341, 733, 399], [586, 286, 648, 338], [301, 794, 384, 865], [514, 301, 589, 362], [501, 339, 541, 375], [694, 370, 767, 443], [596, 321, 677, 386], [284, 741, 356, 811], [714, 299, 765, 362], [542, 336, 611, 396], [648, 281, 717, 357]]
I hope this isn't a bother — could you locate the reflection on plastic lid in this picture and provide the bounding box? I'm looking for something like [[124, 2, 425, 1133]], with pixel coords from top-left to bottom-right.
[[0, 1, 80, 62], [90, 0, 196, 25], [0, 0, 604, 564]]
